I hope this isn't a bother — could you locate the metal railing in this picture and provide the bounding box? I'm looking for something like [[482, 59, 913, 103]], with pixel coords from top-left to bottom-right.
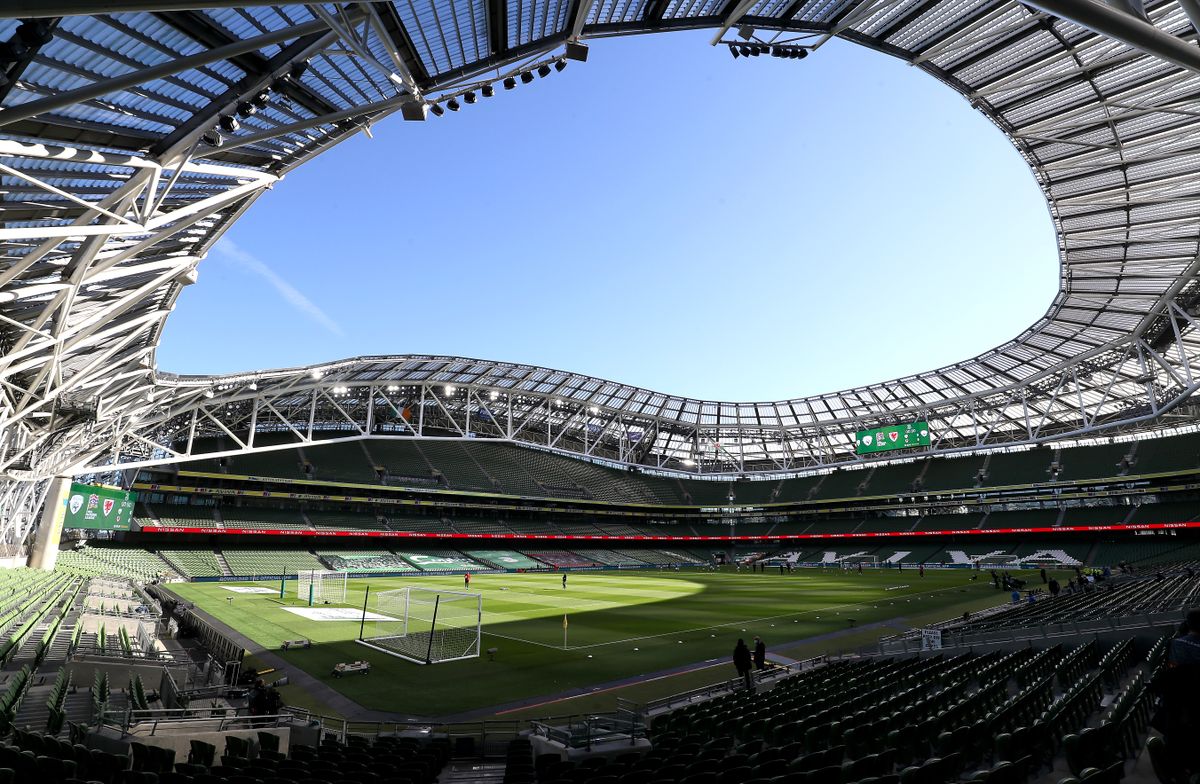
[[873, 610, 1184, 655], [640, 656, 826, 715]]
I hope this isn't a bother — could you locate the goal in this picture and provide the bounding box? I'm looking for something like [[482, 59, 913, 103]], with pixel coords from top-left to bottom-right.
[[297, 569, 347, 605], [842, 554, 880, 569], [357, 587, 481, 665]]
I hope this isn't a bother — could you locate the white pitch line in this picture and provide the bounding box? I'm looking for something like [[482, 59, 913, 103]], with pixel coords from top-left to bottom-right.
[[479, 582, 974, 651]]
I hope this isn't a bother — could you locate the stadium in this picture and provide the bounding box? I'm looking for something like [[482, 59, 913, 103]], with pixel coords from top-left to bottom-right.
[[3, 0, 1200, 783]]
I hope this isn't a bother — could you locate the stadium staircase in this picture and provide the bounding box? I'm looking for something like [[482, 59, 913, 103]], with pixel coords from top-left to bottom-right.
[[214, 551, 234, 578]]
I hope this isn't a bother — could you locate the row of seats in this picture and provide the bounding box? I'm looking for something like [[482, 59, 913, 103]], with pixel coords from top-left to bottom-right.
[[173, 433, 1200, 504]]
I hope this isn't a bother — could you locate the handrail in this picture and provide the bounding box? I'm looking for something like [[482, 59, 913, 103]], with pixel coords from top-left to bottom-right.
[[640, 655, 826, 715]]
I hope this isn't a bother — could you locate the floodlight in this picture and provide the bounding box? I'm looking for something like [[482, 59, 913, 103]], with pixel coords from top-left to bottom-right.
[[310, 370, 323, 380], [537, 64, 551, 78], [464, 91, 477, 104], [447, 98, 460, 111], [248, 382, 258, 391], [520, 71, 534, 84], [730, 45, 740, 59], [445, 385, 456, 395], [429, 103, 445, 116], [482, 84, 495, 97], [489, 390, 499, 400], [554, 59, 567, 72], [565, 41, 589, 61], [203, 389, 214, 399], [504, 77, 516, 90], [683, 458, 696, 467], [218, 115, 239, 133], [201, 130, 221, 147], [400, 101, 428, 121], [236, 101, 257, 117]]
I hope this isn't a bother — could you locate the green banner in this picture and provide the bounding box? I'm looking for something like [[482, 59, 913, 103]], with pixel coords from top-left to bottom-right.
[[64, 483, 136, 530], [855, 422, 931, 455]]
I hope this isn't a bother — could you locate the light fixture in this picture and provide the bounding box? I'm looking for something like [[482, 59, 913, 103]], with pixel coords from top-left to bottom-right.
[[589, 406, 599, 414], [429, 103, 445, 116], [464, 91, 477, 104], [236, 101, 257, 117], [482, 84, 495, 98], [445, 385, 456, 395], [537, 64, 551, 78], [520, 71, 534, 84], [248, 382, 257, 391], [218, 115, 240, 133], [201, 130, 221, 147], [565, 41, 589, 61], [387, 385, 400, 392], [683, 458, 696, 467], [310, 370, 323, 380], [503, 77, 516, 90], [203, 389, 215, 399], [447, 98, 460, 111], [729, 45, 740, 59], [554, 59, 567, 72], [489, 390, 499, 400]]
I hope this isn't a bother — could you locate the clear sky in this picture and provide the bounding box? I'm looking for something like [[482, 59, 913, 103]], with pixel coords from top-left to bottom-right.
[[157, 29, 1058, 402]]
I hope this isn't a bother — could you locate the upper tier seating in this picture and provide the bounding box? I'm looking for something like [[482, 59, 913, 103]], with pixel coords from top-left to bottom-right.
[[219, 507, 311, 531], [146, 503, 220, 528], [308, 510, 390, 531], [305, 440, 378, 483], [980, 449, 1055, 486]]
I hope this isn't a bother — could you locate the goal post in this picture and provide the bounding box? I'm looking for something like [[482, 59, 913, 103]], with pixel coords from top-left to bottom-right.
[[842, 554, 880, 569], [296, 569, 347, 605], [357, 586, 481, 665]]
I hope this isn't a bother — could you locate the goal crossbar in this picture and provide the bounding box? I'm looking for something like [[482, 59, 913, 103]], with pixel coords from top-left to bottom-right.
[[357, 586, 481, 665]]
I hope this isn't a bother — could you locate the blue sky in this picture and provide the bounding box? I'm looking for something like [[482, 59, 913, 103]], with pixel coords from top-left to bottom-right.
[[157, 29, 1057, 402]]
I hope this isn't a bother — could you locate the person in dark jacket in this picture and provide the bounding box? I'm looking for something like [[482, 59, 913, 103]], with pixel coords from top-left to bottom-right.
[[1153, 608, 1200, 778], [733, 639, 752, 686], [753, 636, 766, 670]]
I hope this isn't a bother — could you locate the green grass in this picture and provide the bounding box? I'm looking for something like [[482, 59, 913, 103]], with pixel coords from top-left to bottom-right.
[[170, 567, 1036, 718]]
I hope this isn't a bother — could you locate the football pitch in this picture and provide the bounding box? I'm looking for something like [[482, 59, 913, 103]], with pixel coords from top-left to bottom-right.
[[169, 568, 1024, 717]]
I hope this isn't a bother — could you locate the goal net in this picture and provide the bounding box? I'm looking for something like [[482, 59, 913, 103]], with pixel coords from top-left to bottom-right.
[[357, 587, 481, 665], [297, 569, 347, 605], [842, 555, 880, 568]]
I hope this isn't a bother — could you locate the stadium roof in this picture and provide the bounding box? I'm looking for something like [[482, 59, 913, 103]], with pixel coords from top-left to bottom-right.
[[4, 0, 1200, 510]]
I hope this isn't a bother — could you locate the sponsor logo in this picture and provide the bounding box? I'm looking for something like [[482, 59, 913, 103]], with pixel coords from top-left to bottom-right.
[[102, 499, 115, 516], [68, 495, 83, 515]]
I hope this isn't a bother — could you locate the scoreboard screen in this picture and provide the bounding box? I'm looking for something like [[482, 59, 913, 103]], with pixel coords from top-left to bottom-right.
[[64, 483, 136, 531], [855, 422, 931, 455]]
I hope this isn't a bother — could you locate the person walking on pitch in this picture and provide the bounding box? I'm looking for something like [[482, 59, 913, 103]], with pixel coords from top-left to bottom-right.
[[562, 573, 567, 589]]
